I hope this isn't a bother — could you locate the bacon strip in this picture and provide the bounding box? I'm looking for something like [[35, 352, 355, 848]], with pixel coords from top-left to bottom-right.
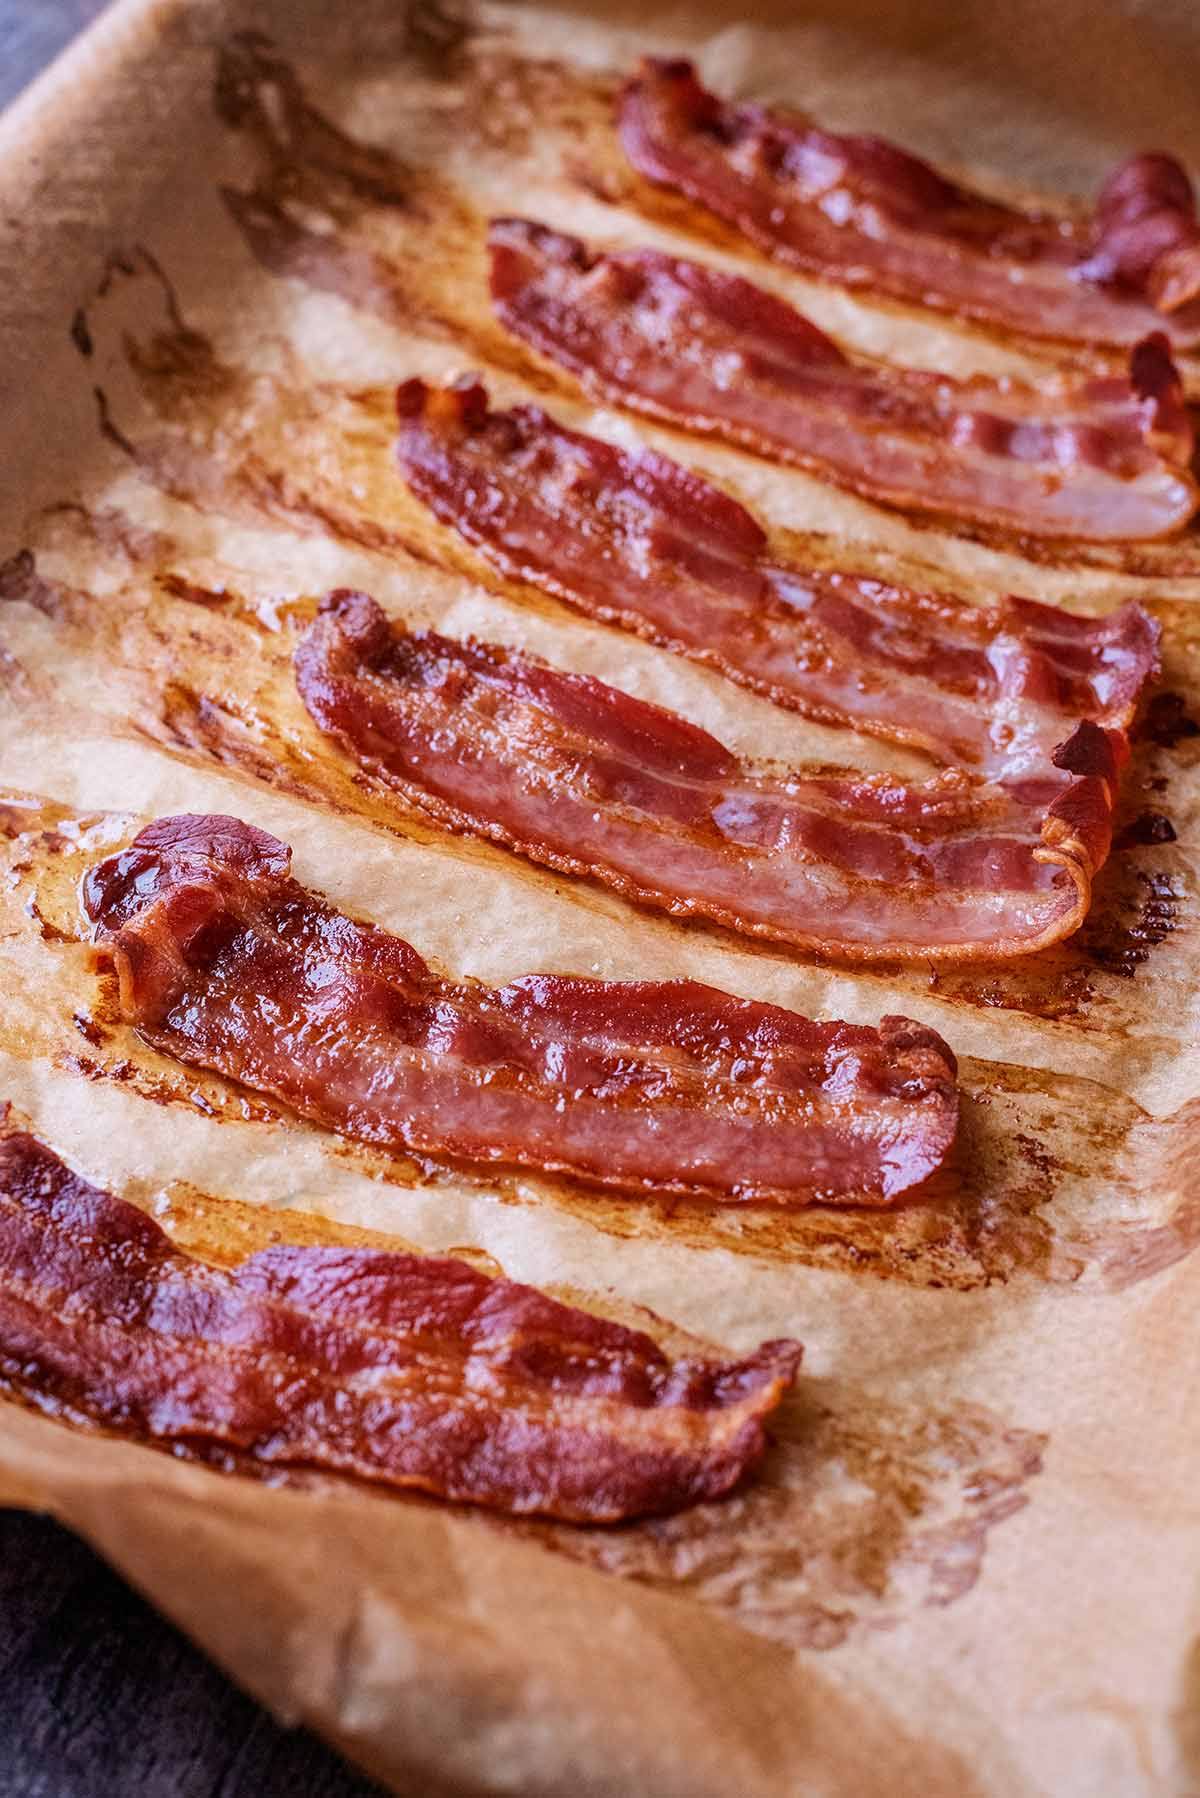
[[618, 59, 1200, 349], [81, 814, 959, 1203], [395, 378, 1159, 776], [487, 217, 1197, 542], [0, 1128, 801, 1520], [295, 590, 1125, 960]]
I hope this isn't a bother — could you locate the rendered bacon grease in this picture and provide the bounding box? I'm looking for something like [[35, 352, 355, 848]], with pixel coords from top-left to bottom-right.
[[81, 815, 959, 1205], [297, 587, 1145, 960], [394, 378, 1159, 778], [619, 58, 1200, 349], [487, 217, 1197, 541], [0, 1129, 801, 1520]]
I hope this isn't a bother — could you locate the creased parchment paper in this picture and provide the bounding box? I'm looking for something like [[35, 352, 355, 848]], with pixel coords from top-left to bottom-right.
[[3, 0, 1200, 1792]]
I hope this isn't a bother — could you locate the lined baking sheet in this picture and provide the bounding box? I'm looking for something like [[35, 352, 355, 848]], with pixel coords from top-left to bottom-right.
[[2, 3, 1200, 1792]]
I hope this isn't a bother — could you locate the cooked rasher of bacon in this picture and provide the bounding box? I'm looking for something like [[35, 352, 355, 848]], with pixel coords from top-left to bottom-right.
[[0, 1129, 801, 1520], [81, 814, 960, 1204], [295, 590, 1129, 960], [395, 378, 1159, 777], [618, 59, 1200, 350], [487, 218, 1197, 542]]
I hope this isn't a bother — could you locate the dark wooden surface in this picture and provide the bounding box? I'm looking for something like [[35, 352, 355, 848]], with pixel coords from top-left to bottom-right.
[[0, 1510, 383, 1798], [0, 8, 383, 1794]]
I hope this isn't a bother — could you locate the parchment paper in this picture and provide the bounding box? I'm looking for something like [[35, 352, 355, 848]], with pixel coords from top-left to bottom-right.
[[2, 1, 1200, 1791]]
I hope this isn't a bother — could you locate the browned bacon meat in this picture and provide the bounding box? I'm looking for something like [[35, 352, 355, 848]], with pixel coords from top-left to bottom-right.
[[81, 814, 960, 1203], [487, 217, 1197, 541], [618, 59, 1200, 349], [395, 378, 1159, 775], [0, 1128, 801, 1519], [294, 589, 1136, 961]]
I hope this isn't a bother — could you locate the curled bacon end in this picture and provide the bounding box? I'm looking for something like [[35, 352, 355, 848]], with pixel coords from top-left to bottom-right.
[[82, 814, 961, 1204], [1129, 330, 1195, 463], [1086, 154, 1200, 315], [1037, 718, 1125, 917], [618, 58, 1200, 349], [0, 1129, 801, 1520], [487, 216, 1198, 542]]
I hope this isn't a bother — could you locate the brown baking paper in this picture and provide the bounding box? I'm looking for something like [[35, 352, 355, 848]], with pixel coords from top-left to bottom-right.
[[3, 0, 1200, 1791]]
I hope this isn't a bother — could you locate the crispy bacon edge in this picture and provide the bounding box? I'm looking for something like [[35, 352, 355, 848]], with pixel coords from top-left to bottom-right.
[[0, 1125, 802, 1521]]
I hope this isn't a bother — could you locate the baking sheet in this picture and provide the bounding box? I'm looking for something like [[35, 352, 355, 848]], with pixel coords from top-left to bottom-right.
[[3, 1, 1200, 1791]]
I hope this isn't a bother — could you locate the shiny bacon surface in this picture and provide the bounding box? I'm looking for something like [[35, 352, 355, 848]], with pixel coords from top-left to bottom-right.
[[0, 1128, 801, 1519], [81, 814, 960, 1203], [487, 217, 1197, 541], [296, 588, 1140, 960], [618, 59, 1200, 349], [394, 378, 1159, 776]]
